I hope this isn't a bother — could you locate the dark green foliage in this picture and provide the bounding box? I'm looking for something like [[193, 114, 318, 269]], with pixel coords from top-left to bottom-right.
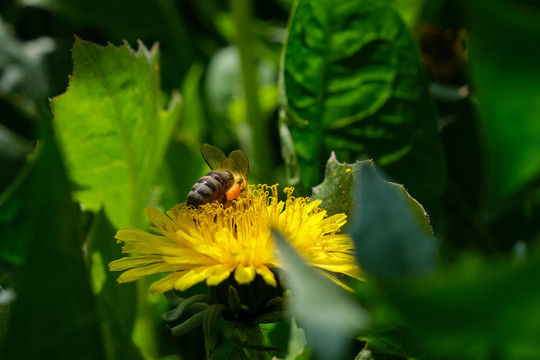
[[1, 123, 105, 360], [280, 0, 445, 218], [2, 0, 540, 359]]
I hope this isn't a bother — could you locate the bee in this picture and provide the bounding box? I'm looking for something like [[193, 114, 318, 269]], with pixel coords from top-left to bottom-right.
[[186, 144, 249, 207]]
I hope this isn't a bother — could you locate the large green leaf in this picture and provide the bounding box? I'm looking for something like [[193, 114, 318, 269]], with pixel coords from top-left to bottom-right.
[[0, 123, 105, 359], [280, 0, 444, 214], [462, 0, 540, 208], [51, 38, 181, 229]]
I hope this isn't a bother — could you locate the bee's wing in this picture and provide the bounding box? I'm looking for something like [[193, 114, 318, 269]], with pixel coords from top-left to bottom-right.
[[223, 150, 249, 180], [200, 144, 226, 170]]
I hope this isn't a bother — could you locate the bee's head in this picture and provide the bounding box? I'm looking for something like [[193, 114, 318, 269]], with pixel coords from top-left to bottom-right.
[[238, 178, 248, 195]]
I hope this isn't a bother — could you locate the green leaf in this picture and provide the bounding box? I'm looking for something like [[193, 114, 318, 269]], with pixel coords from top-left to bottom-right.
[[0, 123, 105, 359], [50, 38, 181, 229], [260, 320, 291, 358], [283, 318, 310, 360], [273, 230, 370, 360], [280, 0, 444, 214], [462, 0, 540, 207], [349, 160, 436, 279]]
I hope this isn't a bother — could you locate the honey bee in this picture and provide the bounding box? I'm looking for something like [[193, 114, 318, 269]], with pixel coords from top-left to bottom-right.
[[186, 144, 249, 207]]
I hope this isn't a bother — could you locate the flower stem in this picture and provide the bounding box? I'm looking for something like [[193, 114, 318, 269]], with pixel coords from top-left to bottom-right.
[[231, 0, 272, 183]]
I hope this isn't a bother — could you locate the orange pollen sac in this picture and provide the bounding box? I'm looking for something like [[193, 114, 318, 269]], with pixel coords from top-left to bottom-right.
[[226, 183, 241, 200]]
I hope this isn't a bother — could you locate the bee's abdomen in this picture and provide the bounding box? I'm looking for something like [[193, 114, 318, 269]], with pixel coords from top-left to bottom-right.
[[187, 170, 234, 207]]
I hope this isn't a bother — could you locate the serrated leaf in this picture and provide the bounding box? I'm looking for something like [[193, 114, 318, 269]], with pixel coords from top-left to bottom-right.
[[273, 230, 369, 360], [50, 38, 181, 229], [313, 154, 433, 232], [280, 0, 444, 215], [349, 161, 436, 279], [311, 152, 357, 216]]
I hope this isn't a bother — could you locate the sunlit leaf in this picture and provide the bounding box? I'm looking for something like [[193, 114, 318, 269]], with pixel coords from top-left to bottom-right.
[[50, 38, 181, 229], [273, 230, 369, 360], [349, 160, 436, 279], [280, 0, 445, 214]]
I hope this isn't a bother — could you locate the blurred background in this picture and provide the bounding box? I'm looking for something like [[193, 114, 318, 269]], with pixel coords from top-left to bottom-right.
[[1, 0, 540, 359]]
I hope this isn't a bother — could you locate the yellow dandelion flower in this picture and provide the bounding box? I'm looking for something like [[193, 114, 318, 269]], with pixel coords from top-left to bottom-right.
[[109, 184, 362, 294]]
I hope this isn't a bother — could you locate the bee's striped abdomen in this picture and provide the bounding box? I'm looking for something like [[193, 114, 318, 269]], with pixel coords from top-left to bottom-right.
[[187, 170, 234, 207]]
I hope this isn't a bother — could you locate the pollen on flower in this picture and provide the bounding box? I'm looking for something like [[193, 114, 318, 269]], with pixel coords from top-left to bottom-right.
[[109, 184, 362, 294]]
